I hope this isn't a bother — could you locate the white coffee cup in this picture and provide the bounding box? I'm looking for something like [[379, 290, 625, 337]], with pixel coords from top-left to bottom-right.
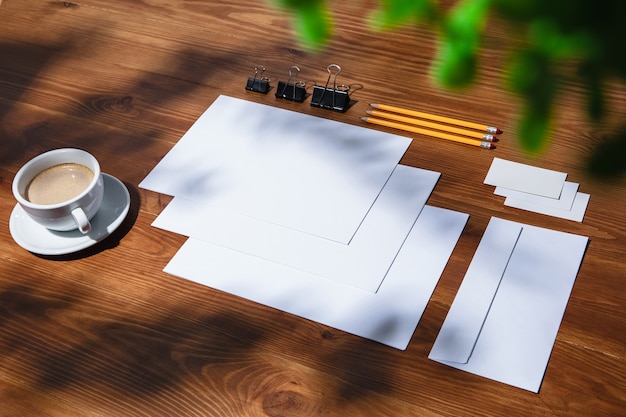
[[12, 148, 104, 234]]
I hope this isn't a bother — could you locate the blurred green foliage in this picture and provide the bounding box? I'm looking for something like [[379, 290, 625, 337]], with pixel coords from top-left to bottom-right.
[[272, 0, 626, 177]]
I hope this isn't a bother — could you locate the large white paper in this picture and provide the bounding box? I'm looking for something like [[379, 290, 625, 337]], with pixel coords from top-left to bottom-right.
[[484, 158, 567, 199], [139, 95, 411, 244], [152, 165, 440, 292], [429, 217, 588, 392], [163, 206, 468, 350]]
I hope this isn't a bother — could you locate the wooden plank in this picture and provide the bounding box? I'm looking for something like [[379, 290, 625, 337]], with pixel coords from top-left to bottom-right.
[[1, 0, 625, 415]]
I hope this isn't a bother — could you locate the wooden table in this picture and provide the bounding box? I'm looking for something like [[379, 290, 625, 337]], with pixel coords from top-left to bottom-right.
[[1, 1, 625, 415]]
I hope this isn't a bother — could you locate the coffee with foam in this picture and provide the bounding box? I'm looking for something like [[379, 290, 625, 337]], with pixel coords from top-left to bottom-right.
[[26, 163, 94, 205]]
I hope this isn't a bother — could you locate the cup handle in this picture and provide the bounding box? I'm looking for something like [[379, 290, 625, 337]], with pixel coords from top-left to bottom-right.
[[71, 207, 91, 234]]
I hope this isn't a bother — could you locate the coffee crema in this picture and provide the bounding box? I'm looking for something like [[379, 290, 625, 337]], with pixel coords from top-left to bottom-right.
[[26, 163, 94, 205]]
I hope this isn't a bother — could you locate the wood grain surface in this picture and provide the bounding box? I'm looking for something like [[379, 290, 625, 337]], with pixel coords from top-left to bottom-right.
[[1, 1, 625, 416]]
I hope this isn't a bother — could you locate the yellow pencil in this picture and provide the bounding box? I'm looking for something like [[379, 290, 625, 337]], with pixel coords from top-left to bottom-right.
[[361, 116, 496, 149], [370, 103, 503, 134], [366, 109, 497, 142]]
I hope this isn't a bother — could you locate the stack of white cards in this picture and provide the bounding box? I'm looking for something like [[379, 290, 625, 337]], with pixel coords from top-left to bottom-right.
[[484, 158, 590, 222], [140, 95, 468, 350]]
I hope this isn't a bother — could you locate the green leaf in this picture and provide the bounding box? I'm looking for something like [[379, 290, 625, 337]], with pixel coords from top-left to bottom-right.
[[517, 106, 552, 154], [369, 0, 439, 30], [586, 128, 626, 179], [433, 44, 477, 88], [432, 0, 490, 89], [292, 8, 333, 49], [271, 0, 332, 49]]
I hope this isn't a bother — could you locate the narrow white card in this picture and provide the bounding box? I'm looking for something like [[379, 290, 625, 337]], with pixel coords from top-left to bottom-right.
[[429, 219, 522, 363]]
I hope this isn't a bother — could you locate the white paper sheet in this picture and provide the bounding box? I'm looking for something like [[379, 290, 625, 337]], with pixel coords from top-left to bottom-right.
[[139, 95, 411, 244], [495, 181, 579, 211], [152, 165, 440, 292], [484, 158, 567, 199], [163, 206, 468, 350], [429, 217, 588, 392], [504, 192, 590, 222]]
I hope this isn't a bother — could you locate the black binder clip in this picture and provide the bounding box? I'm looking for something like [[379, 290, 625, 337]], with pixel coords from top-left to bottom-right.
[[275, 65, 308, 102], [310, 64, 351, 112], [245, 65, 271, 94]]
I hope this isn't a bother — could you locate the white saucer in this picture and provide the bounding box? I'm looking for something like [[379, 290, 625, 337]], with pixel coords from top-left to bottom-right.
[[9, 173, 131, 255]]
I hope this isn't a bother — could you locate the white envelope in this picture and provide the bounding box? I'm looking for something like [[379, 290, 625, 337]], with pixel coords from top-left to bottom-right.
[[429, 217, 588, 392], [152, 164, 440, 292], [163, 206, 468, 350], [139, 95, 411, 244]]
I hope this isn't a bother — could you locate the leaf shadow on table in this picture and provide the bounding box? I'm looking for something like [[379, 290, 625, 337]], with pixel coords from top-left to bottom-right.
[[0, 23, 410, 414], [0, 24, 248, 183], [0, 282, 263, 397], [0, 41, 66, 169], [0, 275, 407, 414], [0, 213, 426, 412]]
